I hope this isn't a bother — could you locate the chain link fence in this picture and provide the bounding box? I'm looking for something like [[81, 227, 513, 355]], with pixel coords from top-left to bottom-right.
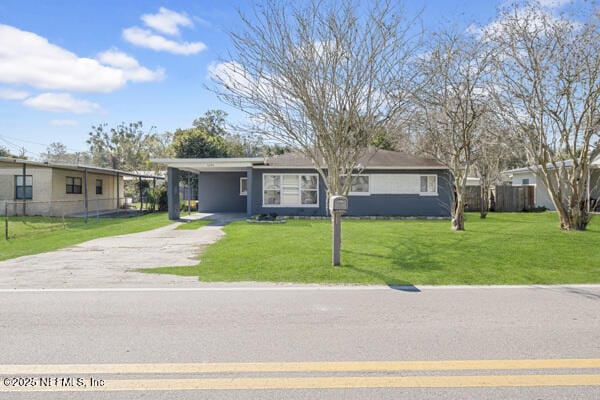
[[1, 197, 159, 240]]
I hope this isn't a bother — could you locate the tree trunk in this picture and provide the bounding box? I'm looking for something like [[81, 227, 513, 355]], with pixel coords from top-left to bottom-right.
[[479, 183, 489, 219], [558, 205, 590, 231], [452, 211, 465, 230], [452, 189, 466, 231]]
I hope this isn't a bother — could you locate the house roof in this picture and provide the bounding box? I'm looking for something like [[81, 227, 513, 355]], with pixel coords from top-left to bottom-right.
[[263, 149, 446, 169], [0, 157, 164, 179], [152, 149, 446, 172], [502, 156, 600, 176]]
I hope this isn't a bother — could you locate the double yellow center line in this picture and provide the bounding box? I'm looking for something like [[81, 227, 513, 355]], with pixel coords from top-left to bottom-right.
[[1, 359, 600, 391]]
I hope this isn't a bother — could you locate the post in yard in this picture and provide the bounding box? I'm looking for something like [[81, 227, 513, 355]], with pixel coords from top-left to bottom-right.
[[329, 196, 348, 266]]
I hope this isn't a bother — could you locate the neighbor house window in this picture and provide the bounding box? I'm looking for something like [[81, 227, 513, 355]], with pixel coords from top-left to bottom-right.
[[66, 176, 82, 194], [240, 177, 248, 195], [15, 175, 33, 200], [96, 179, 103, 195], [263, 174, 318, 207], [522, 178, 529, 185], [420, 175, 437, 195], [343, 175, 370, 195]]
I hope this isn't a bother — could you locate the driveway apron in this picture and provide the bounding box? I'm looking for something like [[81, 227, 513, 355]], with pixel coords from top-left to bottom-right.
[[0, 213, 243, 289]]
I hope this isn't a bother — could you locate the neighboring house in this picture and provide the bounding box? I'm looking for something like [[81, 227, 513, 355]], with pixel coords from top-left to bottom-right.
[[154, 149, 453, 220], [0, 157, 157, 217], [501, 158, 600, 210], [466, 177, 480, 186]]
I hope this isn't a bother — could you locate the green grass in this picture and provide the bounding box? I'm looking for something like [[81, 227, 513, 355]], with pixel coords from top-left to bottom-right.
[[142, 212, 600, 285], [175, 219, 212, 230], [0, 213, 173, 261]]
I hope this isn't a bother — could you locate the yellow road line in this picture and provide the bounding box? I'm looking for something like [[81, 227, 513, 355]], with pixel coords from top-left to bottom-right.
[[1, 359, 600, 375], [2, 374, 600, 392]]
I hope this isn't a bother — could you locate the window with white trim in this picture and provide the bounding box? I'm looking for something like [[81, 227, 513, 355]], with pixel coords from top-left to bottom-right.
[[15, 175, 33, 200], [263, 174, 318, 207], [420, 175, 437, 195], [342, 175, 370, 195], [240, 177, 248, 195]]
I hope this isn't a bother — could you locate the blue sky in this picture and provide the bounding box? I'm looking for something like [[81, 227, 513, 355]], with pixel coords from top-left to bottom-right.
[[0, 0, 545, 158]]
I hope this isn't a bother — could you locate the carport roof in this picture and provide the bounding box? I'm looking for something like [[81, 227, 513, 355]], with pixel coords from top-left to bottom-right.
[[151, 157, 265, 173], [0, 157, 164, 179]]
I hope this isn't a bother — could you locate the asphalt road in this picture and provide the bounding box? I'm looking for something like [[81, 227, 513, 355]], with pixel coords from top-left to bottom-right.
[[1, 285, 599, 399]]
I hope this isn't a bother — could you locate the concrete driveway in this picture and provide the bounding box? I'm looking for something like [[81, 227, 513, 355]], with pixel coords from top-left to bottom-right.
[[0, 213, 245, 289]]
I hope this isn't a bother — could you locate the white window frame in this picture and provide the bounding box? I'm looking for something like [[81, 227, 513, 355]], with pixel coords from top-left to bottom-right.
[[262, 173, 319, 208], [240, 177, 248, 195], [345, 174, 370, 196], [419, 175, 438, 196]]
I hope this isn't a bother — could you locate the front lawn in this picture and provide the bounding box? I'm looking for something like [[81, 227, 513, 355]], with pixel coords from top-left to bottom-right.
[[0, 213, 173, 261], [143, 212, 600, 285]]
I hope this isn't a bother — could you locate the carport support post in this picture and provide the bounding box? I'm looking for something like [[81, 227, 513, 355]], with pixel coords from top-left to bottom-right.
[[139, 176, 143, 211], [5, 202, 8, 240], [187, 174, 191, 215], [152, 177, 156, 211], [84, 168, 88, 224], [116, 173, 120, 210], [167, 167, 180, 220]]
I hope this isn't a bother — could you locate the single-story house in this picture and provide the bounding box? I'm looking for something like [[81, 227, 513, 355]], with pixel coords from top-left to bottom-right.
[[0, 157, 161, 217], [501, 157, 600, 210], [153, 149, 453, 220]]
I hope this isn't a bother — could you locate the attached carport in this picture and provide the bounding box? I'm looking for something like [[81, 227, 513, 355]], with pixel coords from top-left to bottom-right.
[[152, 158, 264, 220]]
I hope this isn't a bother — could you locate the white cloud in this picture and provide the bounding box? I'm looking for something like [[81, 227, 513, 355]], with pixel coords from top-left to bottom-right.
[[49, 119, 79, 126], [141, 7, 192, 36], [208, 61, 252, 92], [23, 93, 101, 114], [0, 24, 163, 93], [123, 27, 206, 55], [471, 7, 565, 41], [97, 49, 165, 81], [0, 88, 30, 100], [538, 0, 571, 9]]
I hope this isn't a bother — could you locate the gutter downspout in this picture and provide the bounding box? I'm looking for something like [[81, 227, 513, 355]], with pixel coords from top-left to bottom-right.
[[116, 173, 120, 210], [22, 163, 27, 216], [84, 168, 88, 224]]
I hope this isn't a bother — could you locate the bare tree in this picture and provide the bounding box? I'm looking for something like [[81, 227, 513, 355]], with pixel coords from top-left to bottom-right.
[[472, 117, 520, 218], [489, 1, 600, 230], [211, 0, 420, 264], [411, 29, 494, 230], [43, 142, 93, 164]]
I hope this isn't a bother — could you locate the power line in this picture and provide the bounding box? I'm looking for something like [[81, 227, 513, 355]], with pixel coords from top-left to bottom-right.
[[0, 136, 37, 156], [0, 133, 88, 154]]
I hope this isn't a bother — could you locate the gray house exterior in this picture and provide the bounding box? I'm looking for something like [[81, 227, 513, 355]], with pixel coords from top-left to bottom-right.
[[155, 149, 452, 220]]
